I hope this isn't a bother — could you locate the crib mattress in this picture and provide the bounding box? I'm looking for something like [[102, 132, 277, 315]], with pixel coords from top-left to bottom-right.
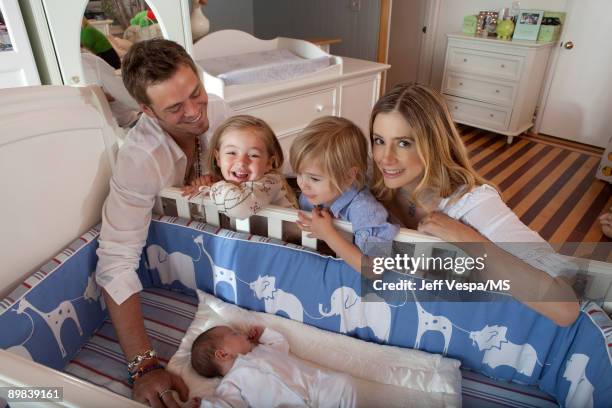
[[63, 288, 557, 407], [196, 49, 332, 85]]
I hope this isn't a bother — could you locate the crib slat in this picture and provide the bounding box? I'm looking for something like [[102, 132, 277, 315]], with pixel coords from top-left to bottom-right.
[[154, 196, 164, 215], [177, 199, 191, 219], [204, 205, 220, 227], [301, 232, 317, 249], [236, 218, 250, 233], [268, 217, 283, 240]]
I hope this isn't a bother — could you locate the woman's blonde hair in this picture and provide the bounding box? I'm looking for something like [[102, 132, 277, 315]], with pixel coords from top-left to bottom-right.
[[206, 115, 284, 179], [369, 83, 490, 205], [290, 116, 368, 193]]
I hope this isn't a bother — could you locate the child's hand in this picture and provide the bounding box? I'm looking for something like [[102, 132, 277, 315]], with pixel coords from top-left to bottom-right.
[[600, 207, 612, 238], [181, 175, 216, 198], [247, 326, 264, 343], [297, 208, 336, 240]]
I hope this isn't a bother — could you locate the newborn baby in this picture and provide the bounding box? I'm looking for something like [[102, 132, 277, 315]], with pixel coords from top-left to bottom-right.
[[190, 325, 356, 408]]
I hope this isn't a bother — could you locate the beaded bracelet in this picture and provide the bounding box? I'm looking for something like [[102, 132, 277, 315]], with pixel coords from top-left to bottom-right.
[[128, 362, 164, 385]]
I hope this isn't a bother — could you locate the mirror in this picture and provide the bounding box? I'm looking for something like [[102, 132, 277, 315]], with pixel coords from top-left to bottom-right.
[[0, 7, 13, 52], [80, 0, 174, 127]]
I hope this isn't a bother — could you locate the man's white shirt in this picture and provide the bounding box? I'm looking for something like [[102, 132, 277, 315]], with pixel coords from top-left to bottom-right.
[[96, 94, 232, 304]]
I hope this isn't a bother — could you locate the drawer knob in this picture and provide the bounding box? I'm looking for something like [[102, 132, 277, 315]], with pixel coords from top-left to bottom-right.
[[489, 113, 494, 118], [315, 105, 324, 112], [463, 58, 468, 62], [495, 89, 500, 93], [454, 106, 458, 110], [459, 82, 464, 86], [500, 64, 506, 68]]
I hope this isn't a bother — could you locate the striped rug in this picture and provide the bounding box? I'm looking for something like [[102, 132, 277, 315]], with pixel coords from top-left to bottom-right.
[[459, 127, 611, 261]]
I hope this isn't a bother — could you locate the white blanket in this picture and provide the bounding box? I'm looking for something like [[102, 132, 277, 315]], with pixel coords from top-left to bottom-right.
[[168, 290, 462, 407]]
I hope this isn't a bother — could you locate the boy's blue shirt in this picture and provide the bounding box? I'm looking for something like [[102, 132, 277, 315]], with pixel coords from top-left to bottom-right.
[[299, 186, 399, 255]]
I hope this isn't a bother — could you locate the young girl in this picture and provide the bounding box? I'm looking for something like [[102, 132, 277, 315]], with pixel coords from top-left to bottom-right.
[[290, 116, 398, 272], [369, 83, 578, 326], [187, 115, 297, 219]]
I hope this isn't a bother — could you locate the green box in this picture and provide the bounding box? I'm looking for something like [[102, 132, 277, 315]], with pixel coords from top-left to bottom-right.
[[462, 15, 478, 35], [537, 25, 561, 42]]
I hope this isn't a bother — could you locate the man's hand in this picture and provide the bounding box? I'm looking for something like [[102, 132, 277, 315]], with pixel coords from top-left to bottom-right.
[[296, 208, 336, 240], [418, 212, 486, 242], [247, 326, 264, 343], [132, 367, 189, 408]]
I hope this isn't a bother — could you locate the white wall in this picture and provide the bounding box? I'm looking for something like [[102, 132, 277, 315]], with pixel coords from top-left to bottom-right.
[[430, 0, 568, 88]]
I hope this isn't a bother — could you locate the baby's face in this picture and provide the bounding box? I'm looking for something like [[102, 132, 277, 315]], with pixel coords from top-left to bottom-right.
[[216, 326, 254, 356]]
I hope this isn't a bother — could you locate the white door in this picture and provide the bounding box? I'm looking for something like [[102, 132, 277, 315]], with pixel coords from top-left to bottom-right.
[[0, 0, 40, 88], [539, 0, 612, 148], [386, 0, 427, 89]]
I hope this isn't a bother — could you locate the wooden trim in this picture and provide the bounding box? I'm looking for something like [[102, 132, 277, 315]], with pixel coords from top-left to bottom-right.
[[521, 133, 604, 156], [377, 0, 391, 94]]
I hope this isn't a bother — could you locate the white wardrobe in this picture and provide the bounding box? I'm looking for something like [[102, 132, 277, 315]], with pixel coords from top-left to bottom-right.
[[18, 0, 192, 86]]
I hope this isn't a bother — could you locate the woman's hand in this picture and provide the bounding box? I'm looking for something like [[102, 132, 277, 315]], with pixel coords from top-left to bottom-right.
[[418, 211, 486, 242], [181, 175, 216, 198], [132, 367, 188, 407], [296, 208, 336, 240], [600, 207, 612, 238]]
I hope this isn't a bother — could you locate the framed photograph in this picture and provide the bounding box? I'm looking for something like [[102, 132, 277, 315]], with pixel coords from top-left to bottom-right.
[[512, 9, 544, 41], [477, 11, 498, 37]]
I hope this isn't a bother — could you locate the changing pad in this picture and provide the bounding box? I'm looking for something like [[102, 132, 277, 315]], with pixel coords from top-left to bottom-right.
[[197, 49, 331, 85]]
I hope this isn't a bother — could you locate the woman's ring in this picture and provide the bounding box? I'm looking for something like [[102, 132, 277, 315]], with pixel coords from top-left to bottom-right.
[[159, 389, 172, 398]]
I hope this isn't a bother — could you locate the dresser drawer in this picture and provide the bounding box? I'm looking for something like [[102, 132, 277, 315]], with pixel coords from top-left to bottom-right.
[[443, 72, 517, 107], [445, 96, 511, 130], [238, 88, 336, 136], [447, 47, 524, 81]]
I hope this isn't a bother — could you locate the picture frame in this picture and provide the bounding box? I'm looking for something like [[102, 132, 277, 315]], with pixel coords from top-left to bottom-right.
[[512, 9, 544, 41], [477, 11, 498, 37]]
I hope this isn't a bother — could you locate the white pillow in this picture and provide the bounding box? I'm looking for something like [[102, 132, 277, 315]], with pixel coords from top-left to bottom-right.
[[168, 290, 462, 403]]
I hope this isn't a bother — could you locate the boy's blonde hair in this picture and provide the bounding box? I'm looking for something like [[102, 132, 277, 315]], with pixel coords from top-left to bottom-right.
[[290, 116, 368, 193], [206, 115, 284, 179], [369, 83, 491, 205]]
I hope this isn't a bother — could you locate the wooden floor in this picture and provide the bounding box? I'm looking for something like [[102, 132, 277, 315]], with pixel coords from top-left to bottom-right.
[[459, 126, 611, 260]]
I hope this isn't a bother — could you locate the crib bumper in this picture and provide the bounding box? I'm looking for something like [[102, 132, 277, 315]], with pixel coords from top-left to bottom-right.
[[0, 217, 611, 407]]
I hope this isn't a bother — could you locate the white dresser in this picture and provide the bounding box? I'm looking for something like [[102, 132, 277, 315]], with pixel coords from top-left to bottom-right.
[[441, 33, 555, 143]]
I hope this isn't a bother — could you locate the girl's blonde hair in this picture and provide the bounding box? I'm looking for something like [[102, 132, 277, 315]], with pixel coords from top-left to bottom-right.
[[369, 83, 490, 205], [290, 116, 368, 193], [206, 115, 284, 179]]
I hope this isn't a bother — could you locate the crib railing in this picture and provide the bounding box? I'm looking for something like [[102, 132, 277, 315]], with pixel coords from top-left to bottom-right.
[[157, 187, 612, 312]]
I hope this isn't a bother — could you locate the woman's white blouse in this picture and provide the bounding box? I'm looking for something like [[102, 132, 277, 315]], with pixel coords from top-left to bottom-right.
[[95, 95, 232, 304], [438, 184, 573, 278]]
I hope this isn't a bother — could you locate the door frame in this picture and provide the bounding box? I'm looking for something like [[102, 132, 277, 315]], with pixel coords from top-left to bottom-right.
[[377, 0, 440, 90]]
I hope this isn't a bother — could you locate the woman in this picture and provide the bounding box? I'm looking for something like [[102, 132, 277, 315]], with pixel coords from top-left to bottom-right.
[[369, 83, 579, 326]]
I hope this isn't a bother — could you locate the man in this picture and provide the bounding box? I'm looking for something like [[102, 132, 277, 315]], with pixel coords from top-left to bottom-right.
[[95, 39, 231, 407]]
